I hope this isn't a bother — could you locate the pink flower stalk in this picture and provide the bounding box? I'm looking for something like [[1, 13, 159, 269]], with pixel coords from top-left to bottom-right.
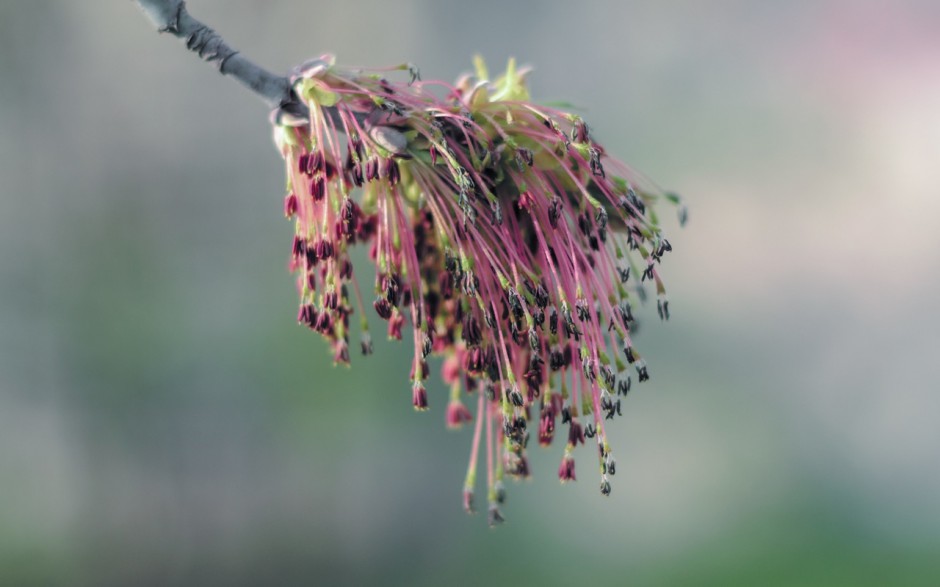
[[273, 55, 684, 524]]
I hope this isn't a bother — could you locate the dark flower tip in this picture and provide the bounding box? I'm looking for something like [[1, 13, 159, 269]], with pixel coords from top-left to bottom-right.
[[558, 455, 576, 483], [373, 297, 392, 320], [446, 400, 473, 429], [284, 193, 298, 218], [463, 489, 475, 514], [487, 503, 505, 527], [494, 481, 507, 505], [412, 382, 429, 411]]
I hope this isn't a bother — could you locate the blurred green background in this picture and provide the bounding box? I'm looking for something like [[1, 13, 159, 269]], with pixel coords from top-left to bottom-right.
[[2, 1, 939, 585]]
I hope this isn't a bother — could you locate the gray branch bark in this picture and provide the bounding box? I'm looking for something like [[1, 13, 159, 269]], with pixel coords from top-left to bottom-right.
[[133, 0, 307, 122], [134, 0, 404, 148]]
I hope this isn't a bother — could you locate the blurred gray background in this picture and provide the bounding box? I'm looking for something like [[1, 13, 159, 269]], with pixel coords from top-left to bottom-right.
[[2, 1, 939, 585]]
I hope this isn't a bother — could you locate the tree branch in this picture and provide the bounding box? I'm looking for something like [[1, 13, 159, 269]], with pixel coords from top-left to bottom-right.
[[133, 0, 307, 122]]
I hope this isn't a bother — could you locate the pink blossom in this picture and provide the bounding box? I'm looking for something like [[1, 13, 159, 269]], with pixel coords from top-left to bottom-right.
[[273, 55, 683, 520]]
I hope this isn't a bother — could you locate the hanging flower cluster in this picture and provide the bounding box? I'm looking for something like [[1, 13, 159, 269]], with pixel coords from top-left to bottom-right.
[[273, 55, 685, 526]]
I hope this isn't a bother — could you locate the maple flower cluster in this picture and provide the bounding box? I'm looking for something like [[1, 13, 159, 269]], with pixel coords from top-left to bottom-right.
[[273, 55, 685, 525]]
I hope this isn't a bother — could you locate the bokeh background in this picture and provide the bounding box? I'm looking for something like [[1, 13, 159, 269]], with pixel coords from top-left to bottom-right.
[[2, 1, 939, 585]]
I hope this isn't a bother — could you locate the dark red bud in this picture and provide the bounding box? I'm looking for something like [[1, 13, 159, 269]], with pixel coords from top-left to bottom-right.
[[373, 297, 392, 320], [310, 177, 326, 201], [558, 456, 576, 482], [292, 236, 307, 259], [387, 158, 400, 186], [412, 383, 429, 411], [284, 193, 298, 218], [339, 258, 353, 279]]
